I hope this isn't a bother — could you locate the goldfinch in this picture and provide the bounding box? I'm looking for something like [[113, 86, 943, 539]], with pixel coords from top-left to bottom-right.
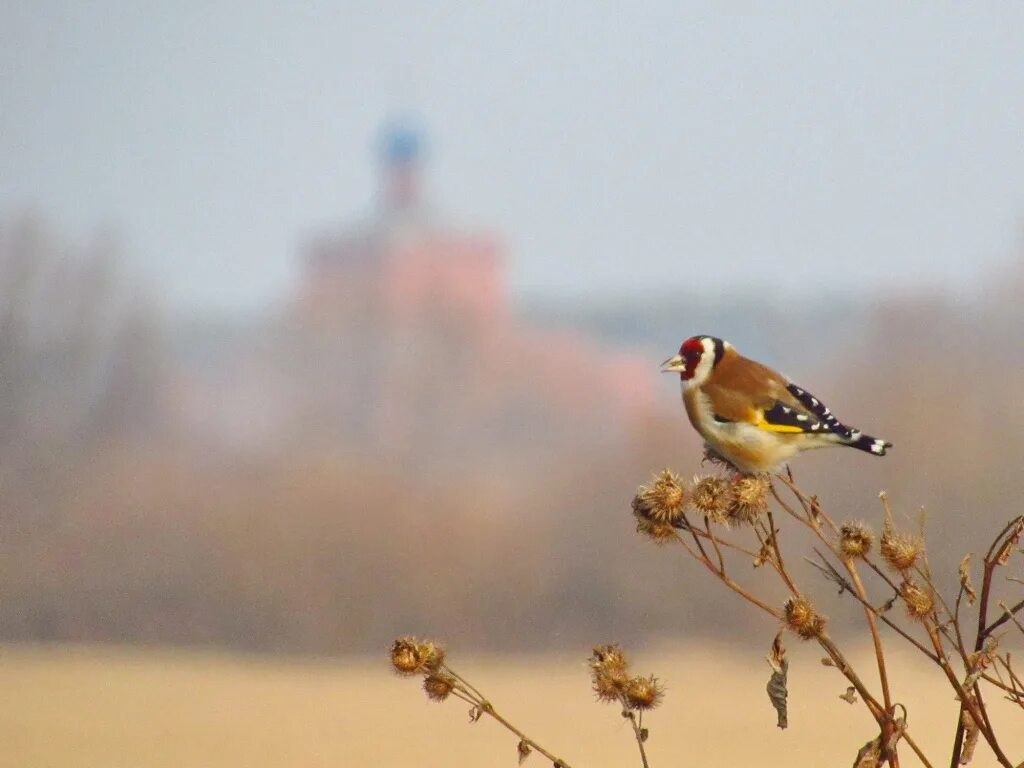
[[661, 335, 891, 474]]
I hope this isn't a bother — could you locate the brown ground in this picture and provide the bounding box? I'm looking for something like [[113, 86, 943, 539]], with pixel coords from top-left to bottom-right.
[[0, 643, 1021, 767]]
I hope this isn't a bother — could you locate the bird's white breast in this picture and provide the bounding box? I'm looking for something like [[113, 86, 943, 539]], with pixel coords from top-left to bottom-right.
[[683, 385, 804, 473]]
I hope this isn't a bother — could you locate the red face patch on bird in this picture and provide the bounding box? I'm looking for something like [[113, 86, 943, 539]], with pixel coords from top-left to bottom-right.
[[680, 337, 704, 358], [677, 336, 727, 382], [679, 336, 707, 380]]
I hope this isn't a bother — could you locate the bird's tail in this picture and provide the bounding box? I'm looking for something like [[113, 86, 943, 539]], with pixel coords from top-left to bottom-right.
[[843, 431, 892, 457]]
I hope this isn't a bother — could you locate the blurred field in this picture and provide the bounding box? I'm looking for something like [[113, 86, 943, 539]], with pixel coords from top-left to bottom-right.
[[1, 643, 1021, 767]]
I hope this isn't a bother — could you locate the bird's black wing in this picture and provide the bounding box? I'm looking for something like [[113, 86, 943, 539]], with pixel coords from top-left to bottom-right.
[[758, 400, 829, 434], [757, 383, 855, 437], [784, 383, 853, 437]]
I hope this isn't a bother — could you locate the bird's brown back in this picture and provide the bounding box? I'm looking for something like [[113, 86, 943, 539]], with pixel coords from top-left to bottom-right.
[[700, 347, 801, 423]]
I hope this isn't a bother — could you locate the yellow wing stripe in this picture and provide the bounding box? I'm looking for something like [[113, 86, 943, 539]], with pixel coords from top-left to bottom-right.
[[755, 419, 805, 434]]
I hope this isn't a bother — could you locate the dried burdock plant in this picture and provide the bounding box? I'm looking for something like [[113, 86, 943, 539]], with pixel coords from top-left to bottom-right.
[[423, 672, 456, 701], [627, 466, 1024, 768], [632, 493, 678, 545], [728, 474, 769, 525], [389, 468, 1022, 768], [690, 474, 732, 523], [589, 643, 630, 703], [624, 675, 664, 711], [840, 520, 875, 560], [390, 636, 574, 767], [389, 636, 423, 675], [784, 595, 826, 640], [391, 636, 667, 768], [898, 580, 935, 622], [589, 644, 664, 768], [390, 636, 447, 675], [880, 525, 922, 573], [636, 469, 687, 525]]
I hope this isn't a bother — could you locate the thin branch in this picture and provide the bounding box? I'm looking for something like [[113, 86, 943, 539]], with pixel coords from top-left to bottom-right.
[[772, 475, 905, 764], [670, 529, 784, 621], [704, 516, 727, 574], [679, 510, 713, 565], [848, 559, 894, 716], [446, 666, 488, 703], [951, 516, 1023, 768], [951, 582, 972, 666], [816, 633, 886, 726], [444, 665, 573, 768], [809, 552, 941, 663], [927, 625, 1013, 768], [986, 599, 1024, 637], [996, 656, 1024, 705], [672, 519, 763, 560], [618, 700, 650, 768], [764, 504, 800, 594]]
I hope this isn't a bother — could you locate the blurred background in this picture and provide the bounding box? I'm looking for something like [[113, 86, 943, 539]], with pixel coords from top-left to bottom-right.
[[2, 3, 1024, 765]]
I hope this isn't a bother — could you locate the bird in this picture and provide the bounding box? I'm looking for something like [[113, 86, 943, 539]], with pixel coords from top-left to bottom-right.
[[661, 335, 891, 474]]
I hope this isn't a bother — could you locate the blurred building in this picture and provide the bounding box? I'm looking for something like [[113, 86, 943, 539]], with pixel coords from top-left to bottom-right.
[[286, 120, 655, 463], [299, 122, 505, 334]]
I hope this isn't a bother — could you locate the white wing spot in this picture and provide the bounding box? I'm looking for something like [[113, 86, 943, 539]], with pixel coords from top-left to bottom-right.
[[796, 414, 808, 421], [781, 406, 791, 413], [811, 397, 819, 406]]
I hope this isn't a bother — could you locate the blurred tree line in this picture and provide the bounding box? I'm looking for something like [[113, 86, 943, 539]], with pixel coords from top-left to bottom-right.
[[0, 212, 1021, 654]]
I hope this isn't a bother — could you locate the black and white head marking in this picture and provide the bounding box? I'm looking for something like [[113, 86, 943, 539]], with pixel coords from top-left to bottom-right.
[[686, 336, 731, 388]]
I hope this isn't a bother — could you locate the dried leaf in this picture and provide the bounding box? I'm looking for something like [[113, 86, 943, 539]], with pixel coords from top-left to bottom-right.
[[517, 739, 531, 765], [884, 716, 906, 755], [468, 705, 482, 723], [753, 541, 774, 569], [766, 631, 786, 673], [959, 554, 977, 605], [765, 632, 788, 729], [964, 637, 999, 689], [852, 736, 882, 768], [639, 728, 649, 743], [852, 715, 905, 768], [879, 491, 894, 526], [880, 594, 897, 613], [997, 519, 1024, 565], [809, 496, 822, 520], [960, 709, 979, 765], [839, 686, 858, 704], [821, 657, 835, 667]]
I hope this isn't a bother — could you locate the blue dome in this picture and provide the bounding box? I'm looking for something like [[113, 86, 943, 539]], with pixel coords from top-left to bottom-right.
[[378, 118, 426, 167]]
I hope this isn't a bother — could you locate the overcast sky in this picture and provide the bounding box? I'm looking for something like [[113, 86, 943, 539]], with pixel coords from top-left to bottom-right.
[[3, 2, 1024, 313]]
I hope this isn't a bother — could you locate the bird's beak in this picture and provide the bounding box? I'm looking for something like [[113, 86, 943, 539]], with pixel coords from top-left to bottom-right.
[[660, 354, 685, 373]]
